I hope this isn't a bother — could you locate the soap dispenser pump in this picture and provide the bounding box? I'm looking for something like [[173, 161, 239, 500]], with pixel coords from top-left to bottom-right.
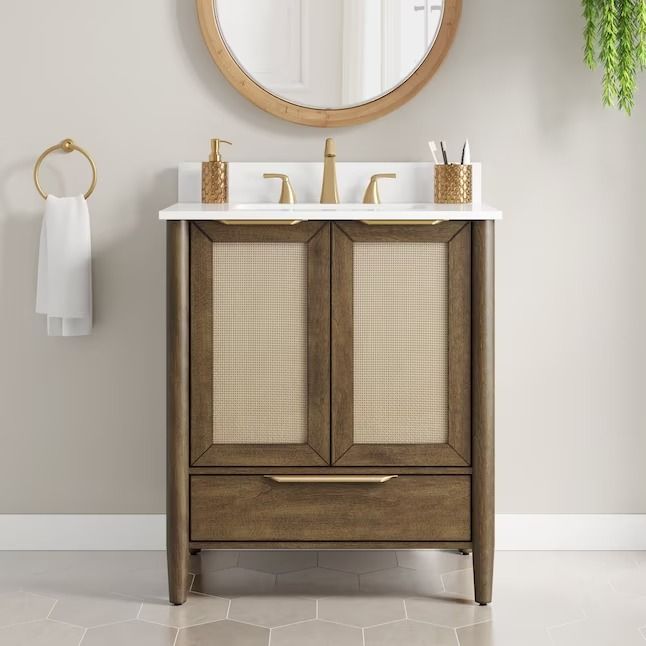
[[202, 138, 232, 203]]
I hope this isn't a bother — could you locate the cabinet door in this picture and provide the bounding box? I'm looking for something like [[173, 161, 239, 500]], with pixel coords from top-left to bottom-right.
[[190, 222, 330, 466], [332, 222, 471, 466]]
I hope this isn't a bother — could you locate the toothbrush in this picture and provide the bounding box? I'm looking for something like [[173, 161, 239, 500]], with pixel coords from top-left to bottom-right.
[[461, 139, 471, 165], [428, 141, 440, 164], [440, 141, 449, 164]]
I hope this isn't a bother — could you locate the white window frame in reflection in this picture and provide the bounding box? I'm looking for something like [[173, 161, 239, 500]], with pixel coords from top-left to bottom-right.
[[215, 0, 444, 110], [216, 0, 310, 92]]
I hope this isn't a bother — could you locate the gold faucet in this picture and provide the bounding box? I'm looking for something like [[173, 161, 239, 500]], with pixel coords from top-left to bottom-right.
[[263, 173, 296, 204], [320, 138, 339, 204], [363, 173, 397, 204]]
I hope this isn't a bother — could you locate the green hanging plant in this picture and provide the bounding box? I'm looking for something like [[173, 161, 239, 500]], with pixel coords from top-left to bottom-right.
[[583, 0, 646, 113]]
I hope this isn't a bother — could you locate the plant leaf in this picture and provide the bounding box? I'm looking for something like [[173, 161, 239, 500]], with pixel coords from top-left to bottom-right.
[[638, 0, 646, 68], [583, 0, 598, 68], [599, 0, 620, 106], [618, 0, 637, 113]]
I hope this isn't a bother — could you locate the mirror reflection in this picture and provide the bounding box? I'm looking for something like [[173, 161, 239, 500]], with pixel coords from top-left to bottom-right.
[[215, 0, 445, 110]]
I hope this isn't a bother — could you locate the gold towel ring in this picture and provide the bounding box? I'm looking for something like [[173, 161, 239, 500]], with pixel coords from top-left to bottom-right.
[[33, 139, 97, 200]]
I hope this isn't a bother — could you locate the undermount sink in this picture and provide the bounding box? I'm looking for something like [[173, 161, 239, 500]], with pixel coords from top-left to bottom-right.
[[227, 202, 430, 211]]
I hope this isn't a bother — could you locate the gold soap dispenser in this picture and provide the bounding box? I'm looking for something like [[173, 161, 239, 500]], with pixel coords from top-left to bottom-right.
[[202, 138, 231, 203]]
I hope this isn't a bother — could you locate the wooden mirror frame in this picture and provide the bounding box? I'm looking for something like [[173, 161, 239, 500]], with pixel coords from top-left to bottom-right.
[[196, 0, 462, 127]]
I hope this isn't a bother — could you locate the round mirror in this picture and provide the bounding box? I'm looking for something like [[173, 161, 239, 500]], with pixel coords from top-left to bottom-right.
[[197, 0, 461, 127]]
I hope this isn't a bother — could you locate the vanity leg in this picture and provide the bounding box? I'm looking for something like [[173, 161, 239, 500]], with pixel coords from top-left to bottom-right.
[[472, 221, 495, 606], [167, 221, 190, 606]]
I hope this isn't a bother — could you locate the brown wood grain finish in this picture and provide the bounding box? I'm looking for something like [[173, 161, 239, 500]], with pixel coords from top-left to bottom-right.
[[191, 476, 471, 542], [332, 222, 471, 467], [195, 0, 462, 128], [333, 445, 470, 467], [331, 225, 354, 462], [471, 221, 495, 605], [167, 221, 190, 605], [336, 220, 466, 244], [190, 224, 214, 463], [307, 225, 331, 461], [448, 224, 472, 463], [196, 445, 327, 467], [195, 220, 324, 243], [191, 221, 331, 466], [189, 466, 472, 475], [189, 541, 473, 550]]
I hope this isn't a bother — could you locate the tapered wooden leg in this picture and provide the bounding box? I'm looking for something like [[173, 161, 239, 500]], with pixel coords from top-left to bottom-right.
[[168, 550, 189, 606], [167, 221, 190, 606], [472, 221, 495, 606], [473, 547, 494, 604]]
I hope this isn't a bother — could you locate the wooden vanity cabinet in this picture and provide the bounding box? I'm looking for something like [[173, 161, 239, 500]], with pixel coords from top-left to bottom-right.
[[167, 219, 494, 606]]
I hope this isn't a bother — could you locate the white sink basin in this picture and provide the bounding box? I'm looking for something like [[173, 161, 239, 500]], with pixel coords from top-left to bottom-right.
[[228, 202, 437, 213], [228, 202, 428, 211]]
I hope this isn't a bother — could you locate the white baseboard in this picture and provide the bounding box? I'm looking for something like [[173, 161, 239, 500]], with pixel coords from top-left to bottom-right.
[[1, 514, 645, 550], [0, 515, 166, 551], [495, 514, 646, 551]]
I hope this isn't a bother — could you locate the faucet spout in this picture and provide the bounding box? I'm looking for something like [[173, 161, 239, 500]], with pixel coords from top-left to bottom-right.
[[320, 138, 339, 204]]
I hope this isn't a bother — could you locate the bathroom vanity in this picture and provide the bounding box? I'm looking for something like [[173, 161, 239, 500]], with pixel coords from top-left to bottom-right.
[[161, 160, 500, 606]]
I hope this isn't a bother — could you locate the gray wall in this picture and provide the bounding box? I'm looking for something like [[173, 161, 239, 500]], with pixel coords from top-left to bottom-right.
[[1, 0, 644, 514]]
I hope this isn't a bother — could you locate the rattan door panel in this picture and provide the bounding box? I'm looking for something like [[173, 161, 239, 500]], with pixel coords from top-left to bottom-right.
[[191, 222, 330, 466], [353, 242, 449, 445], [332, 222, 471, 466], [212, 242, 308, 446]]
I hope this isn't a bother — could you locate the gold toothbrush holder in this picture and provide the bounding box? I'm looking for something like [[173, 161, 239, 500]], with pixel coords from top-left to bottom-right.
[[434, 164, 472, 204]]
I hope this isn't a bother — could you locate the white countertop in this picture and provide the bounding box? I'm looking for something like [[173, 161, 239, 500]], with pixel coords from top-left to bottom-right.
[[159, 202, 502, 221]]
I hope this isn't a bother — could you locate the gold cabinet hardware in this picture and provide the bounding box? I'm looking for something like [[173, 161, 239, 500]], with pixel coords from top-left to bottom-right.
[[264, 475, 398, 484], [359, 219, 446, 225], [219, 219, 302, 225], [34, 139, 97, 200], [363, 173, 397, 205], [263, 173, 296, 204]]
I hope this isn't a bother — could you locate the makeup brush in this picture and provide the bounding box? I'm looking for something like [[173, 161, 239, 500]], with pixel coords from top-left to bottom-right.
[[428, 141, 440, 165], [440, 141, 449, 164]]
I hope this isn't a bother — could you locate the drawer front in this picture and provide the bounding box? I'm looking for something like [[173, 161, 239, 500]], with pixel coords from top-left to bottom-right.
[[191, 475, 470, 542]]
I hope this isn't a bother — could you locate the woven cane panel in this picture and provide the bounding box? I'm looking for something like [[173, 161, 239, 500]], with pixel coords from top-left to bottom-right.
[[212, 242, 308, 444], [353, 242, 449, 444]]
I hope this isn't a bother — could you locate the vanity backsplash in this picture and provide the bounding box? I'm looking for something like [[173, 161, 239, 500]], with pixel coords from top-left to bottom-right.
[[177, 162, 483, 205]]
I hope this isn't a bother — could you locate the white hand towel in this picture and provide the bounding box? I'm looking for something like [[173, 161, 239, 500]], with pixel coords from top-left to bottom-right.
[[36, 195, 92, 336]]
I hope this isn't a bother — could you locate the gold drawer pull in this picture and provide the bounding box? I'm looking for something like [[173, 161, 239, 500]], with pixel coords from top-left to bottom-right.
[[264, 475, 398, 484], [360, 219, 446, 225], [219, 219, 302, 225]]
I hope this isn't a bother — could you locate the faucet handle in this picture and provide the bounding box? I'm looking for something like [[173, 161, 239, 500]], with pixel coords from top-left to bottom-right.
[[363, 173, 397, 205], [263, 173, 296, 204]]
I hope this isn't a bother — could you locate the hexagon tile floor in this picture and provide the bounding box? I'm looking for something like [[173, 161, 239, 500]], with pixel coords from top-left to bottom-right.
[[0, 550, 645, 646]]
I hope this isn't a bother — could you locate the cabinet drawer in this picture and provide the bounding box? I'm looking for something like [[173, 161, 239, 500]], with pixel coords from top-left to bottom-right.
[[191, 475, 470, 542]]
